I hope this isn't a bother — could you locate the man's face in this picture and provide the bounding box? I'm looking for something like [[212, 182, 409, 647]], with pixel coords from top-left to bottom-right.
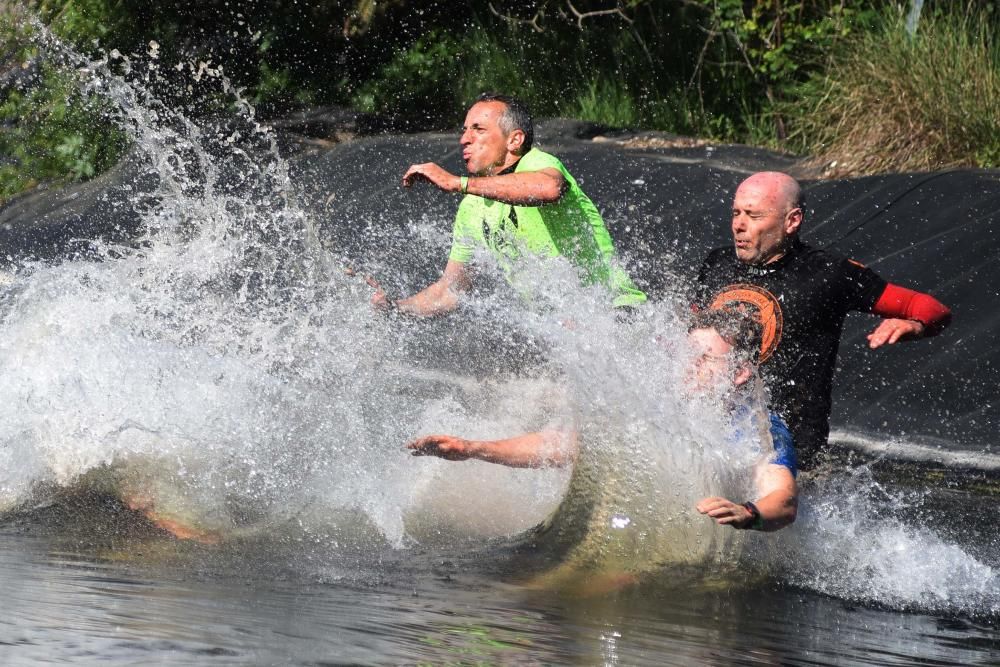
[[460, 101, 520, 176], [731, 181, 800, 265], [684, 327, 753, 396], [685, 327, 736, 393]]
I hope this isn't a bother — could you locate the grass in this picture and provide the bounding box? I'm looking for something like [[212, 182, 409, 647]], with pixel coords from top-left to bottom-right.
[[566, 78, 640, 129], [781, 7, 1000, 175]]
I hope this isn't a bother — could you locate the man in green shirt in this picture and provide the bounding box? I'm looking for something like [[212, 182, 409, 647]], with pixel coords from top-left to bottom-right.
[[371, 93, 646, 315]]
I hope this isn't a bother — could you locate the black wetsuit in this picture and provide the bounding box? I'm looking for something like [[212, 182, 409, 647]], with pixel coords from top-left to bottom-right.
[[694, 239, 887, 469]]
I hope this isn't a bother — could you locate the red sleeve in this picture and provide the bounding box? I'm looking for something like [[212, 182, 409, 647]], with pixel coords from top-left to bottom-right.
[[871, 283, 952, 336]]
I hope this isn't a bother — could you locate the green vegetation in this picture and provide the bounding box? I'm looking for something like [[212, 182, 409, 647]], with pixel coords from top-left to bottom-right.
[[783, 6, 1000, 175], [0, 0, 997, 204], [567, 78, 640, 129], [352, 29, 465, 131], [0, 65, 127, 201], [352, 3, 798, 138], [0, 14, 127, 203]]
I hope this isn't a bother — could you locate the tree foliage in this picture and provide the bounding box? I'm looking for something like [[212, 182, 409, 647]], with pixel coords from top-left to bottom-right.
[[0, 0, 996, 201]]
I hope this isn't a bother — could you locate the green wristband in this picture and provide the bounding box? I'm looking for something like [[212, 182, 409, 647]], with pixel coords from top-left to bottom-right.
[[460, 176, 469, 194]]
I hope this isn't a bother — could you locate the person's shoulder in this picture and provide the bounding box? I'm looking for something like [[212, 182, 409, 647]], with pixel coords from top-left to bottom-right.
[[797, 242, 878, 276], [793, 242, 849, 270], [516, 147, 562, 172], [768, 411, 792, 437], [767, 412, 798, 476]]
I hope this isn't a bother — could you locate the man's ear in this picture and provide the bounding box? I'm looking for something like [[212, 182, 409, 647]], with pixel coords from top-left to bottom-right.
[[785, 207, 803, 235], [733, 364, 753, 387], [507, 129, 526, 155]]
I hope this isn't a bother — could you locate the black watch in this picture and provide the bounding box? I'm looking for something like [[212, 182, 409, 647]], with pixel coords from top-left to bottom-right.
[[741, 501, 763, 530]]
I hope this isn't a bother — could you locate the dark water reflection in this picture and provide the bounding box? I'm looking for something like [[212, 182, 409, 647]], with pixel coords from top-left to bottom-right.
[[1, 519, 998, 666]]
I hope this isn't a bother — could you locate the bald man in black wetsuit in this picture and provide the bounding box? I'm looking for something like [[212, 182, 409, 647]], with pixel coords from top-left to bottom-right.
[[693, 172, 952, 470]]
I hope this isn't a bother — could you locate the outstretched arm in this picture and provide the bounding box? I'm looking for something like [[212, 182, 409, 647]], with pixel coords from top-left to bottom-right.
[[695, 464, 797, 532], [371, 260, 471, 317], [407, 430, 577, 469], [402, 162, 566, 206], [867, 283, 951, 348]]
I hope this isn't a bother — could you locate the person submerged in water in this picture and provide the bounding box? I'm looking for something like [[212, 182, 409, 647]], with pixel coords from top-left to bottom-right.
[[408, 309, 798, 532]]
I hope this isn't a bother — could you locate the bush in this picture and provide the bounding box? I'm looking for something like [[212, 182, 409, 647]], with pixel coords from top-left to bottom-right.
[[782, 6, 1000, 175], [0, 15, 128, 204], [350, 2, 879, 143], [352, 12, 750, 137], [352, 30, 464, 131], [0, 66, 128, 203]]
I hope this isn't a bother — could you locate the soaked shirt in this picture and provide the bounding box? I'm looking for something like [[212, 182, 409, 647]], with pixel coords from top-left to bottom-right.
[[764, 412, 797, 475], [695, 239, 887, 468], [448, 148, 646, 307], [730, 405, 798, 476]]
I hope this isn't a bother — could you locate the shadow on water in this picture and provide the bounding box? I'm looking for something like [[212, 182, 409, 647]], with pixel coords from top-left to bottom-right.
[[0, 15, 998, 665]]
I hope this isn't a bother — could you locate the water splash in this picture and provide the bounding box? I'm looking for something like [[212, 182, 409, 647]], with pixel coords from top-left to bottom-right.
[[0, 17, 996, 617], [2, 21, 438, 546], [769, 468, 1000, 616]]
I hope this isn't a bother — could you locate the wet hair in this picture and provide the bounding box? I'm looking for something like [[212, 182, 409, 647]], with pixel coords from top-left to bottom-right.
[[475, 92, 534, 154], [688, 308, 763, 365]]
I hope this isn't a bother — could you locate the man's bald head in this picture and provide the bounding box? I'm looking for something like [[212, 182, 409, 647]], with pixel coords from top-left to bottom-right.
[[730, 171, 804, 265], [736, 172, 802, 212]]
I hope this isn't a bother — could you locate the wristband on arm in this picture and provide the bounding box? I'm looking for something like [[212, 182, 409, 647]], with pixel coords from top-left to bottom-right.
[[459, 176, 469, 194], [739, 501, 764, 530]]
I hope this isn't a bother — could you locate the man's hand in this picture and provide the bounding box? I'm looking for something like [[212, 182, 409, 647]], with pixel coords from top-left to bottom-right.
[[867, 318, 925, 348], [402, 163, 461, 192], [365, 276, 394, 313], [407, 434, 475, 461], [696, 496, 753, 528]]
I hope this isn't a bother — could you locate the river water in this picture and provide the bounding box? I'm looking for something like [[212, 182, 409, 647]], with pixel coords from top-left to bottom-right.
[[0, 24, 998, 665]]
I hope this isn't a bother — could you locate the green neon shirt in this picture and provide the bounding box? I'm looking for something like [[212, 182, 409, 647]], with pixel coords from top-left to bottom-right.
[[448, 148, 646, 307]]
